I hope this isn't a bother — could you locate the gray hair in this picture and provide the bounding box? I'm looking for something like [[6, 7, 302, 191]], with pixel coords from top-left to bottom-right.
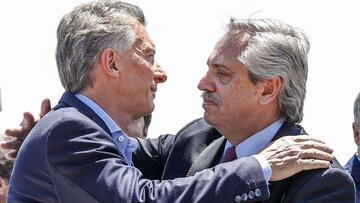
[[56, 0, 145, 92], [354, 92, 360, 127], [227, 18, 310, 123]]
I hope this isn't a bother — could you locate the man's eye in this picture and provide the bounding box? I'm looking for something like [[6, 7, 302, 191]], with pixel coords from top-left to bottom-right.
[[147, 54, 155, 63], [217, 72, 228, 77], [217, 71, 232, 84]]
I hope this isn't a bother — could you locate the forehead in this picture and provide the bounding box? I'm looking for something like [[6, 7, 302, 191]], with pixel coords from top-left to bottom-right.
[[208, 32, 250, 64], [132, 21, 155, 51]]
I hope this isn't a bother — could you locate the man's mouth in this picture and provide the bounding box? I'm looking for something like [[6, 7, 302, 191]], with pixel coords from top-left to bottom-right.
[[202, 97, 217, 106], [150, 85, 157, 99], [201, 92, 218, 106]]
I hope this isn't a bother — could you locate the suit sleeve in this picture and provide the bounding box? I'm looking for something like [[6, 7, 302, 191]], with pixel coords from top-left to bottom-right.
[[283, 168, 355, 203], [132, 134, 176, 180], [47, 118, 270, 203]]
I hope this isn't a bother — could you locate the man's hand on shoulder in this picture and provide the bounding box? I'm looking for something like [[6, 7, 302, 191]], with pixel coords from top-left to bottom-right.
[[259, 135, 333, 181]]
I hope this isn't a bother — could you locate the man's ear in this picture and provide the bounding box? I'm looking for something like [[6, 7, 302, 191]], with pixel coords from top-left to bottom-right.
[[259, 76, 282, 105], [100, 48, 120, 77], [353, 122, 360, 145]]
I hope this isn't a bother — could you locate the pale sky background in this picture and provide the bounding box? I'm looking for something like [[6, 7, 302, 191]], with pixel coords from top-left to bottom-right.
[[0, 0, 359, 165]]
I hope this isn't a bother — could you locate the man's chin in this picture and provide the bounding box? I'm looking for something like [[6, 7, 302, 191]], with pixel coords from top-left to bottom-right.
[[203, 113, 216, 126], [144, 103, 155, 115], [150, 102, 155, 112]]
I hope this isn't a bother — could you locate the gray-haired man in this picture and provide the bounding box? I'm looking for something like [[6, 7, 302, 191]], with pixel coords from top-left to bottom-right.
[[4, 2, 344, 203], [134, 18, 355, 202]]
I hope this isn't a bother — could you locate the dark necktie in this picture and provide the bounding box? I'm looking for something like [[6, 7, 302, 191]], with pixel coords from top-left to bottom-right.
[[221, 146, 237, 163]]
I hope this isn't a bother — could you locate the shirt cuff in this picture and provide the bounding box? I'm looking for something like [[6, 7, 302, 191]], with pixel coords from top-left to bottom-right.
[[252, 155, 272, 182]]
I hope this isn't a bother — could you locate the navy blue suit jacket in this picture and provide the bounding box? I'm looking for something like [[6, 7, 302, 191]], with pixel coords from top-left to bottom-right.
[[344, 154, 360, 202], [8, 92, 270, 203], [134, 118, 355, 202]]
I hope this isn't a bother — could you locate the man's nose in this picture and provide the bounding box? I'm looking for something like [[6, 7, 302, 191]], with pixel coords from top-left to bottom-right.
[[154, 63, 167, 83], [198, 72, 215, 92]]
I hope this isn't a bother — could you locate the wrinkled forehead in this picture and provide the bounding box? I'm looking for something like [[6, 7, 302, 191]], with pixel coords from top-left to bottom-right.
[[132, 21, 155, 52], [208, 31, 250, 62]]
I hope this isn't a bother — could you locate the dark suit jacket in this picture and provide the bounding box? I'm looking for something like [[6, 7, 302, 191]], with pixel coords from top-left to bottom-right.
[[8, 93, 270, 203], [344, 154, 360, 202], [134, 118, 355, 203]]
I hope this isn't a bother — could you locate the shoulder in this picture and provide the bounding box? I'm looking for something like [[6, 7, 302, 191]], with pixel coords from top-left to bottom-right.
[[174, 118, 221, 142], [33, 107, 116, 161], [311, 166, 354, 185], [21, 107, 92, 146], [275, 124, 355, 202], [39, 107, 104, 135], [283, 164, 355, 202], [292, 157, 353, 184]]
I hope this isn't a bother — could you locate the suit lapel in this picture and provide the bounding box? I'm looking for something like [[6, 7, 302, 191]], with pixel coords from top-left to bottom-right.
[[55, 92, 111, 135], [185, 122, 307, 202], [345, 155, 360, 184], [185, 122, 305, 179], [187, 136, 226, 177]]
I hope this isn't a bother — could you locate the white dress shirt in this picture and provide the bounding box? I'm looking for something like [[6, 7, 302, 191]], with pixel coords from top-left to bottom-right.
[[222, 118, 285, 181]]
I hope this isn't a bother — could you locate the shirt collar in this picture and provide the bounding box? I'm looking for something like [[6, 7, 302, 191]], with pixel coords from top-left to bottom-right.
[[223, 118, 285, 159], [75, 93, 138, 165], [75, 93, 121, 134]]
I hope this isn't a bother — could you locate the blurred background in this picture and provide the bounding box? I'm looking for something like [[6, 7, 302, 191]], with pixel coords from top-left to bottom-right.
[[0, 0, 359, 164]]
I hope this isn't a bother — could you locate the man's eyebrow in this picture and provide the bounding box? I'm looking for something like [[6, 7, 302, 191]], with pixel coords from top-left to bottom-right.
[[134, 37, 155, 50], [207, 61, 228, 69], [140, 43, 156, 53]]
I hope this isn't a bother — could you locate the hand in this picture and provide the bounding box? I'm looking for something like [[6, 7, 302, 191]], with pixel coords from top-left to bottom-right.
[[0, 99, 51, 159], [259, 135, 333, 181]]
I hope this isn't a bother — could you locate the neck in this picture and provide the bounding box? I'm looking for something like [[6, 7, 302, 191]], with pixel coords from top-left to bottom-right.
[[80, 89, 133, 132], [218, 111, 281, 146]]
